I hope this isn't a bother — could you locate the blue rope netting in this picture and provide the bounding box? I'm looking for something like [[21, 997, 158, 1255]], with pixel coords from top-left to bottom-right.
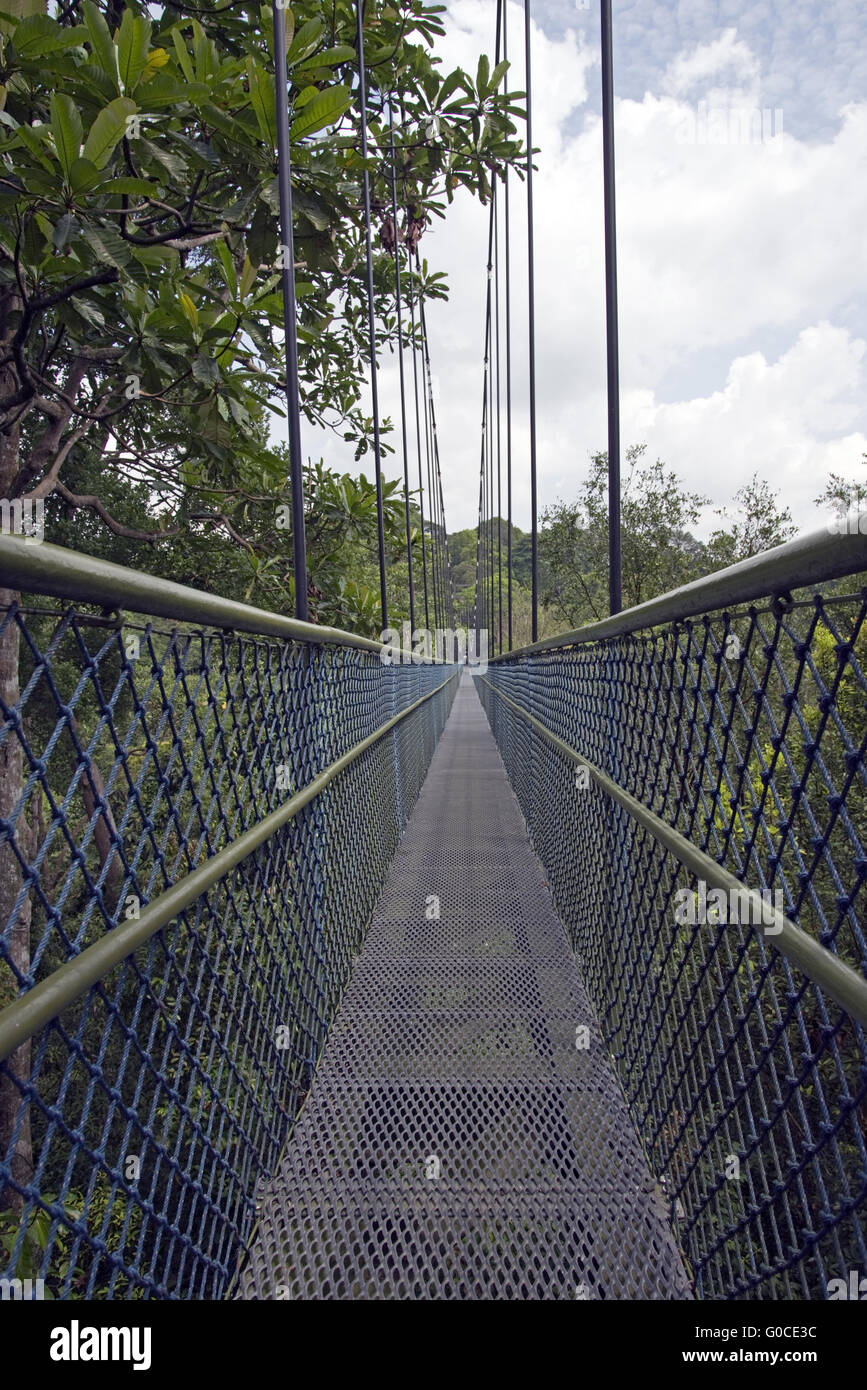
[[0, 600, 455, 1298], [478, 586, 867, 1299]]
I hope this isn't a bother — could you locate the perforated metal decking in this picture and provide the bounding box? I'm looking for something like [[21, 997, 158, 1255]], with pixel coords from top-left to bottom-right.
[[238, 674, 692, 1299]]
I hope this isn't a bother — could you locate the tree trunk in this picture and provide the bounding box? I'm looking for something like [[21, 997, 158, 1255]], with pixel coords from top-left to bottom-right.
[[0, 604, 34, 1216], [0, 297, 33, 1212]]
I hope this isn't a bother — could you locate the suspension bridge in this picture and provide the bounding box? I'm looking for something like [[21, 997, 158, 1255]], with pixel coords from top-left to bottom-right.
[[0, 0, 866, 1305], [0, 520, 865, 1301]]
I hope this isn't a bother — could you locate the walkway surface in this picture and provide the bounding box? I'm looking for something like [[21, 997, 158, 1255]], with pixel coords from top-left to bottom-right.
[[239, 673, 692, 1299]]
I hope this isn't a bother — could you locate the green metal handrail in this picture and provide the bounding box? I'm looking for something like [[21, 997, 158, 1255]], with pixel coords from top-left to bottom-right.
[[0, 531, 458, 1058], [0, 533, 387, 654], [0, 670, 458, 1061], [477, 676, 867, 1028]]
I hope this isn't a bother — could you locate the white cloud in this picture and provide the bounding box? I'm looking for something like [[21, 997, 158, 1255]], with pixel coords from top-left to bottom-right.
[[629, 322, 867, 534], [367, 2, 867, 539], [662, 27, 760, 104]]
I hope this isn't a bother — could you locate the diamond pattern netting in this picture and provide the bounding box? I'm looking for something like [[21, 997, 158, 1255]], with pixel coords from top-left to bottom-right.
[[0, 598, 455, 1298], [477, 585, 867, 1300]]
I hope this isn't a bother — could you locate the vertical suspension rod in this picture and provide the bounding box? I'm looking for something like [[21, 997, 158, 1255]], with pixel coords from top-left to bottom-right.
[[272, 3, 308, 620], [356, 0, 389, 629]]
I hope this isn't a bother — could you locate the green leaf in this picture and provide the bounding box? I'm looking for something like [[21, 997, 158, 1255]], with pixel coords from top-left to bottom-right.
[[116, 8, 152, 94], [131, 242, 176, 270], [306, 44, 355, 67], [246, 203, 273, 269], [283, 6, 296, 49], [214, 239, 237, 297], [13, 14, 84, 59], [15, 122, 54, 172], [178, 289, 199, 330], [80, 221, 130, 268], [82, 0, 118, 86], [227, 396, 248, 426], [139, 139, 187, 182], [62, 296, 106, 330], [143, 75, 210, 107], [52, 212, 77, 253], [489, 59, 509, 92], [75, 62, 119, 103], [259, 3, 294, 61], [197, 396, 231, 447], [364, 44, 394, 65], [476, 53, 490, 98], [293, 188, 330, 230], [438, 69, 465, 105], [170, 26, 195, 84], [98, 175, 154, 196], [82, 97, 137, 169], [252, 292, 282, 318], [238, 254, 257, 299], [69, 155, 100, 192], [290, 83, 351, 141], [246, 57, 276, 147], [286, 16, 323, 67], [15, 167, 57, 196], [192, 353, 221, 385], [50, 92, 82, 181], [199, 102, 249, 140], [191, 18, 215, 83]]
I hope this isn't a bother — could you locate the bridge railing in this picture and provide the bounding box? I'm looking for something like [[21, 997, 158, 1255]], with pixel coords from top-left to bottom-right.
[[477, 520, 867, 1299], [0, 536, 457, 1299]]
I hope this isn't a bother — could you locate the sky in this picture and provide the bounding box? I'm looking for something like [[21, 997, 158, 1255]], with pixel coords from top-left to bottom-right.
[[323, 0, 867, 539]]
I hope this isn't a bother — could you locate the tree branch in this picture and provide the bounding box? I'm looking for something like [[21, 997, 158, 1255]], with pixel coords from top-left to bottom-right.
[[53, 484, 184, 541]]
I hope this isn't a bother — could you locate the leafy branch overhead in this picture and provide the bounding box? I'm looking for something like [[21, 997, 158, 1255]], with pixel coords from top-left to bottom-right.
[[0, 0, 525, 603]]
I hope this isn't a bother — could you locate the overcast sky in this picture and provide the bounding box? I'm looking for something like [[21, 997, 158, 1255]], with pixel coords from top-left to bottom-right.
[[319, 0, 867, 539]]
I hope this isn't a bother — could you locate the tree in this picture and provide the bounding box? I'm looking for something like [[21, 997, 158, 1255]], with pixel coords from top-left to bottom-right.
[[0, 0, 523, 1211], [814, 456, 867, 519], [0, 0, 522, 568], [705, 473, 796, 568], [540, 445, 707, 627]]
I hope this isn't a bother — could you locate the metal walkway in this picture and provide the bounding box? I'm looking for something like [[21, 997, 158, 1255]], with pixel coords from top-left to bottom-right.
[[238, 673, 692, 1299]]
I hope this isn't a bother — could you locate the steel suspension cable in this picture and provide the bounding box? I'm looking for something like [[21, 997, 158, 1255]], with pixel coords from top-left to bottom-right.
[[419, 293, 439, 628], [434, 430, 453, 627], [474, 0, 509, 652], [477, 185, 496, 646], [503, 0, 513, 650], [387, 106, 415, 632], [488, 325, 494, 641], [418, 264, 450, 632], [478, 394, 483, 638], [483, 316, 489, 638], [483, 355, 489, 637], [601, 0, 622, 615], [271, 5, 308, 620], [475, 457, 483, 650], [477, 322, 490, 640], [355, 0, 388, 630], [399, 254, 456, 637], [428, 376, 453, 628], [524, 0, 538, 641], [480, 0, 501, 650], [494, 185, 503, 657], [484, 307, 491, 636], [407, 264, 430, 630], [429, 349, 445, 626], [428, 357, 444, 628]]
